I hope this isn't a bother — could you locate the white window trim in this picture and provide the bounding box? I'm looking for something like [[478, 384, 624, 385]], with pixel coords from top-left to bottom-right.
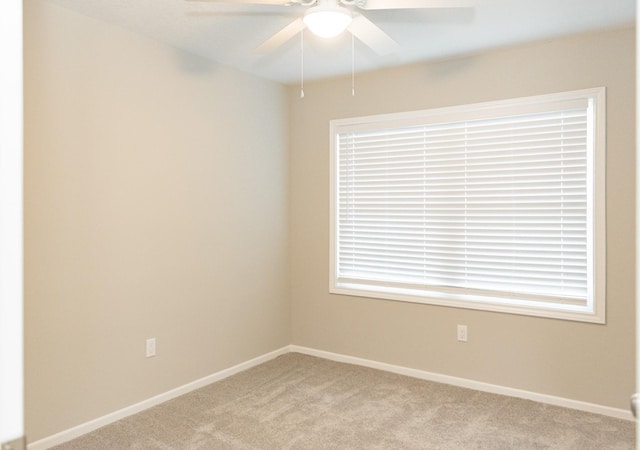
[[330, 88, 606, 323]]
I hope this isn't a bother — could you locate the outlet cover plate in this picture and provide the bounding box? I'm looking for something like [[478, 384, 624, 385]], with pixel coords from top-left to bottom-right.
[[457, 325, 468, 342], [146, 338, 156, 357]]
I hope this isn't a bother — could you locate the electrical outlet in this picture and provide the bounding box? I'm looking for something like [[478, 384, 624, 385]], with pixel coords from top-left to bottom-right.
[[146, 338, 156, 358], [457, 325, 468, 342]]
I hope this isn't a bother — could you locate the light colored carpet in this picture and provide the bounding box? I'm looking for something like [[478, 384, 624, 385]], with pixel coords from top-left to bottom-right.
[[52, 353, 635, 449]]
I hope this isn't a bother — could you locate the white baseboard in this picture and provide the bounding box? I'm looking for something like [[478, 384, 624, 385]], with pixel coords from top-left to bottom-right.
[[289, 345, 634, 422], [28, 344, 633, 449], [27, 346, 290, 450]]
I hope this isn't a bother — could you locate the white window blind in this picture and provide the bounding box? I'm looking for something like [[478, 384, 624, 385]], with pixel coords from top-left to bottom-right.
[[330, 88, 606, 323]]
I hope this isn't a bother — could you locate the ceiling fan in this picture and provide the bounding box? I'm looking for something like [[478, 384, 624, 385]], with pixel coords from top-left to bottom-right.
[[189, 0, 475, 56]]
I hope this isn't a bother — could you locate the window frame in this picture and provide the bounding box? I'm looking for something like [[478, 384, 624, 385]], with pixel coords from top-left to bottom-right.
[[329, 88, 606, 323]]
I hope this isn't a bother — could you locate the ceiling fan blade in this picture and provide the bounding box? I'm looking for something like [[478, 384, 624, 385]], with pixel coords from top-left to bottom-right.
[[358, 0, 474, 9], [254, 18, 305, 54], [348, 14, 399, 56], [187, 10, 292, 17], [185, 0, 290, 5]]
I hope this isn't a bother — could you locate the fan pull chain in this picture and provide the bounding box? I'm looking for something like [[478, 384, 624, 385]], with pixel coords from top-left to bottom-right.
[[351, 33, 355, 97], [300, 28, 305, 99]]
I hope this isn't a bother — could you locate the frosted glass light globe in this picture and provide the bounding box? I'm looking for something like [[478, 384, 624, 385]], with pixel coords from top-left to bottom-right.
[[303, 2, 352, 38]]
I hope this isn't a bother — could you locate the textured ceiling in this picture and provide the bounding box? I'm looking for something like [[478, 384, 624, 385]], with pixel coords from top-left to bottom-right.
[[46, 0, 636, 84]]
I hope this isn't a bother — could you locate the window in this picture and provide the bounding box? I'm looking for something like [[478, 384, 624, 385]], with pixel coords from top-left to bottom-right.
[[330, 88, 606, 323]]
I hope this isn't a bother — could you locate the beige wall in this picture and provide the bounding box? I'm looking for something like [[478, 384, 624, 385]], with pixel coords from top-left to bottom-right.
[[290, 27, 635, 410], [24, 0, 289, 441]]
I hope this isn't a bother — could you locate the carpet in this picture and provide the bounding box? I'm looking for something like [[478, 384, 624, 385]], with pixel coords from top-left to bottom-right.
[[51, 353, 635, 449]]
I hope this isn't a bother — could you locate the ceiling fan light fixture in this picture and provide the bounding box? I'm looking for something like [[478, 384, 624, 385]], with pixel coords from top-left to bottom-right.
[[303, 2, 352, 38]]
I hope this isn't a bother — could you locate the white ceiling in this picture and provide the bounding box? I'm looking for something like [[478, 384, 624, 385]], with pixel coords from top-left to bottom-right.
[[46, 0, 636, 84]]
